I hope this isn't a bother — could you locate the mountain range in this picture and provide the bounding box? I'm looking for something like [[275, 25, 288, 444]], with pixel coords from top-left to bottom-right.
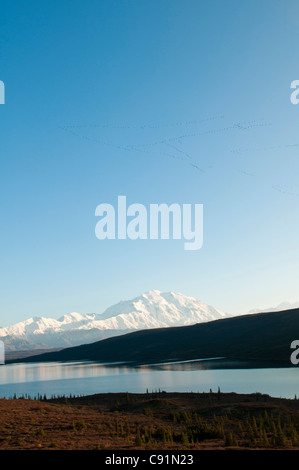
[[248, 301, 299, 314], [11, 306, 299, 367], [0, 290, 229, 351]]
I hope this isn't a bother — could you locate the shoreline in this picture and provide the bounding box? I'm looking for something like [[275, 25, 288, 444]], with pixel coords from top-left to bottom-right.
[[3, 356, 294, 370]]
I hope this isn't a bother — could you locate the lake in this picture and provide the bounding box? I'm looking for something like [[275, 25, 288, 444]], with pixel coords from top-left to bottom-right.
[[0, 359, 299, 399]]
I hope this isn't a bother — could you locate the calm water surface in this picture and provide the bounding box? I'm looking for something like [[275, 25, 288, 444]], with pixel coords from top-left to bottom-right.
[[0, 360, 299, 399]]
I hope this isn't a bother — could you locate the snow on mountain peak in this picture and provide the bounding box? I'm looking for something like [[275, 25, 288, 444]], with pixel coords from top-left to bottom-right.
[[0, 291, 230, 350], [248, 301, 299, 314], [58, 312, 95, 324], [95, 290, 228, 330]]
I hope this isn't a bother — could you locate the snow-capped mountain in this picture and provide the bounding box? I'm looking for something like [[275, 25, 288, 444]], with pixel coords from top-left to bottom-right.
[[248, 301, 299, 314], [0, 290, 230, 351]]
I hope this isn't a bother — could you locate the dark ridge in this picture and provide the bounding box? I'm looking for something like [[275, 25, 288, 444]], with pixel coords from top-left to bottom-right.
[[7, 308, 299, 367]]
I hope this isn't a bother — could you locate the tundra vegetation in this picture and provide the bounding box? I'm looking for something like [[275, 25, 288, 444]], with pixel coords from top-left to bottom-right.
[[1, 390, 299, 449]]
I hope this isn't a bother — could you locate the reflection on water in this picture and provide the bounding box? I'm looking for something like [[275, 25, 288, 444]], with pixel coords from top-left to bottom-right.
[[0, 361, 135, 384], [0, 360, 298, 399]]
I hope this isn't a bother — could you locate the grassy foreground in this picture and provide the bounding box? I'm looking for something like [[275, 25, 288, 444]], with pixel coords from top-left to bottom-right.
[[1, 391, 299, 450]]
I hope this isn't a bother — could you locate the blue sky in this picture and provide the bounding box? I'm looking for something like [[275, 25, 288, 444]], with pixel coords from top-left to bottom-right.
[[1, 0, 299, 325]]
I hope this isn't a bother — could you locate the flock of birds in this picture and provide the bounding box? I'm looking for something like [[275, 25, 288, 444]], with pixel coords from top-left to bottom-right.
[[59, 115, 298, 197]]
